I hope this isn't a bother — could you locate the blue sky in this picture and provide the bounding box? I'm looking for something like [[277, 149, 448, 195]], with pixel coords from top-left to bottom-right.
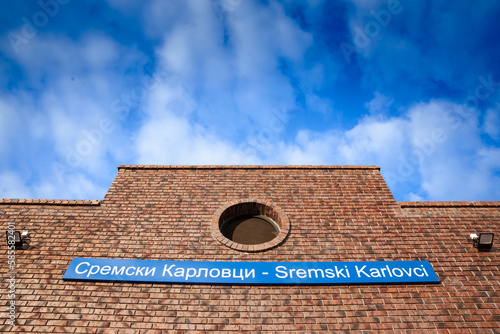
[[1, 0, 499, 201]]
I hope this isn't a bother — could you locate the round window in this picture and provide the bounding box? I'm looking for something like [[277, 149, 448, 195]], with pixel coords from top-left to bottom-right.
[[220, 215, 279, 245], [211, 199, 290, 252]]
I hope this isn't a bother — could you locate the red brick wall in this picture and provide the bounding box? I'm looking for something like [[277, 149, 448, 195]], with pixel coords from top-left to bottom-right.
[[1, 166, 499, 333]]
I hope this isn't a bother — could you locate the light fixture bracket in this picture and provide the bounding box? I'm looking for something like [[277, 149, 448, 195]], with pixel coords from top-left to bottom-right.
[[473, 232, 494, 252], [5, 230, 31, 249]]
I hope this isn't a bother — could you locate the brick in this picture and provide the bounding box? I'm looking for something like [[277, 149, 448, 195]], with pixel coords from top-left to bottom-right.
[[1, 165, 499, 333]]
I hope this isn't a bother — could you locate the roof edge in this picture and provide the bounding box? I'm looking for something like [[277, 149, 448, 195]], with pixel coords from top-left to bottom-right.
[[0, 199, 101, 206], [399, 201, 500, 208], [117, 165, 381, 171]]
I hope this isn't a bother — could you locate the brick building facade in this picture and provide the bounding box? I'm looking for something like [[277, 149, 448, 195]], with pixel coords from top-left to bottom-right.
[[1, 165, 499, 333]]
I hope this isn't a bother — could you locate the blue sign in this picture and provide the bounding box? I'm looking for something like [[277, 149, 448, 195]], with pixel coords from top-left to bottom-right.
[[63, 258, 439, 285]]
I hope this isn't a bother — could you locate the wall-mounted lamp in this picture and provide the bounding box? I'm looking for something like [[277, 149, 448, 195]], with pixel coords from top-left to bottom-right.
[[470, 233, 494, 251], [5, 231, 30, 249]]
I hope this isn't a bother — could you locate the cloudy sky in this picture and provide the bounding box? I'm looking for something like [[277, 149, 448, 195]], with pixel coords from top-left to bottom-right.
[[1, 0, 499, 201]]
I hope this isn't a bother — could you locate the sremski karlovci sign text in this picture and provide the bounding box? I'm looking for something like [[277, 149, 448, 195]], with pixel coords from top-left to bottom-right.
[[63, 259, 439, 285]]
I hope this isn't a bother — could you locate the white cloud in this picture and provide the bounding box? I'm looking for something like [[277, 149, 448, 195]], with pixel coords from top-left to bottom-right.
[[276, 112, 408, 168], [365, 92, 393, 115], [0, 97, 23, 157], [142, 0, 189, 38], [270, 100, 499, 201], [342, 115, 407, 164], [228, 1, 312, 115], [135, 112, 257, 165], [484, 106, 499, 140], [152, 0, 313, 134], [0, 32, 147, 199], [34, 174, 108, 200], [81, 34, 120, 68], [408, 192, 425, 201], [133, 0, 319, 169], [0, 172, 32, 199], [278, 130, 339, 165]]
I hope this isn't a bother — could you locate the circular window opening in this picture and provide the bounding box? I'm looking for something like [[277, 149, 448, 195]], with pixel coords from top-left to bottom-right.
[[221, 215, 279, 245], [211, 199, 290, 252]]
